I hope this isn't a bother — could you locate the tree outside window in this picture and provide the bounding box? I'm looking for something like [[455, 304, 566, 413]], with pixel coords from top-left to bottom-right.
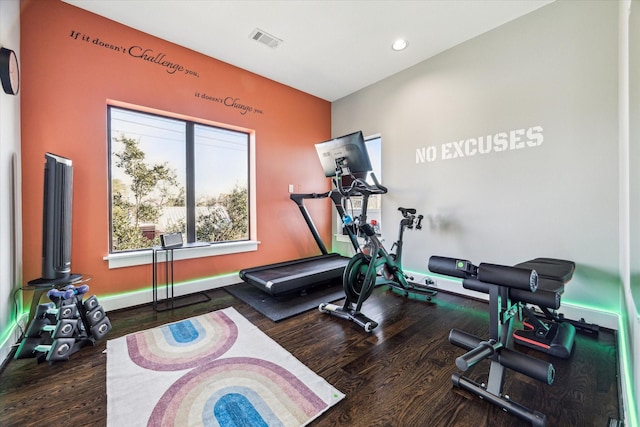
[[109, 107, 250, 253]]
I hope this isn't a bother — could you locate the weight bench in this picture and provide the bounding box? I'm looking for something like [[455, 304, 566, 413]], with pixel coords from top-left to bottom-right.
[[511, 258, 578, 359], [428, 256, 558, 427]]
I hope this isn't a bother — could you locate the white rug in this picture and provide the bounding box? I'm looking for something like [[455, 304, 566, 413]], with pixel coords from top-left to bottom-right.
[[106, 307, 344, 426]]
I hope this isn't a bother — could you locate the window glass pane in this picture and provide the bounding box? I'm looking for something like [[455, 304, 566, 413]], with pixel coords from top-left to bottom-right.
[[109, 106, 252, 254], [110, 108, 186, 252], [366, 137, 382, 182], [194, 125, 249, 242], [336, 136, 383, 234]]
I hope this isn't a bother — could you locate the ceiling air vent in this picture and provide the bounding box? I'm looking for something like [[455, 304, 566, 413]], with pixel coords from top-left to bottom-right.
[[249, 28, 282, 49]]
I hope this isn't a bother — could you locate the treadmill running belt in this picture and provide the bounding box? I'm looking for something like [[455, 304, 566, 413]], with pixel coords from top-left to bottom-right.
[[239, 253, 349, 296]]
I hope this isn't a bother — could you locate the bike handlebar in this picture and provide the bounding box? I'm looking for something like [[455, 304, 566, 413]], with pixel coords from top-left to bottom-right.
[[398, 207, 416, 216], [334, 172, 387, 198], [397, 207, 424, 230]]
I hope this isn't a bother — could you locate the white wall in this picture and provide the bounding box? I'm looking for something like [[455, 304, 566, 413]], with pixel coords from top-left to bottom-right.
[[0, 0, 22, 367], [333, 0, 620, 317], [626, 0, 640, 422], [334, 0, 637, 422], [630, 0, 640, 310]]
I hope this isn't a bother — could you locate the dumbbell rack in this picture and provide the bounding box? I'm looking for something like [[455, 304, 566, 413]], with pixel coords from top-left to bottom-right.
[[15, 277, 112, 363]]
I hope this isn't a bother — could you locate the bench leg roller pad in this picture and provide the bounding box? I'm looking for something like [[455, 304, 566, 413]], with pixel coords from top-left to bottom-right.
[[513, 320, 576, 359]]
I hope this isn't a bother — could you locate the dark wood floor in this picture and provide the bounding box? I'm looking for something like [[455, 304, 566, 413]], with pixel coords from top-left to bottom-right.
[[0, 285, 621, 427]]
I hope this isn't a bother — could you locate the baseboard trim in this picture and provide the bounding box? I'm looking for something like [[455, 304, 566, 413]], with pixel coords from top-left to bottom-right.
[[100, 273, 241, 312], [0, 314, 27, 373], [413, 272, 619, 330]]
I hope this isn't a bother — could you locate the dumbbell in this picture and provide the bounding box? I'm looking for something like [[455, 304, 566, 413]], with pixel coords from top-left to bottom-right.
[[85, 304, 106, 325], [46, 288, 75, 306], [34, 302, 78, 322], [83, 295, 99, 312], [25, 317, 79, 339], [78, 294, 111, 338], [49, 284, 90, 306], [14, 337, 77, 362], [90, 316, 112, 340], [63, 283, 90, 299]]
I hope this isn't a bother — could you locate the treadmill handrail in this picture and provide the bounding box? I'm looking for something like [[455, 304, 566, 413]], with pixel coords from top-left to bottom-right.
[[289, 191, 330, 204], [289, 191, 331, 255]]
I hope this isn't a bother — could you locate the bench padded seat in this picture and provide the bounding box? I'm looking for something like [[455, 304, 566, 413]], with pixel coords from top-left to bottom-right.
[[515, 258, 575, 283]]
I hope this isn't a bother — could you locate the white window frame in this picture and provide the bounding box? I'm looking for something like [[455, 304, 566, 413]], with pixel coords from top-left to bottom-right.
[[103, 100, 258, 269], [334, 133, 382, 239]]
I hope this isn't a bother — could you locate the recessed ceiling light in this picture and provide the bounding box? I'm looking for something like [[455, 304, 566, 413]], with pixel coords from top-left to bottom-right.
[[392, 39, 408, 51]]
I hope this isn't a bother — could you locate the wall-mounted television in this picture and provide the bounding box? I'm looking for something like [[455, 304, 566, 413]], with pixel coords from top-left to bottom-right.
[[315, 131, 372, 178], [41, 152, 73, 281]]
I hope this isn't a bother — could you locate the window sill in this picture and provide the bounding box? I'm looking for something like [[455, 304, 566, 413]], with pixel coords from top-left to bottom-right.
[[103, 240, 260, 269], [335, 233, 357, 243], [335, 233, 366, 244]]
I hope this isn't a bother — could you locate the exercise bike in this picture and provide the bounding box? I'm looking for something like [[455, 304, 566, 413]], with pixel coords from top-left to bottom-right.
[[315, 131, 436, 331], [319, 206, 437, 332]]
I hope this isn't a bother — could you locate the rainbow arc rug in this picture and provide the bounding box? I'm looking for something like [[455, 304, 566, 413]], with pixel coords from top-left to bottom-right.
[[106, 307, 344, 426]]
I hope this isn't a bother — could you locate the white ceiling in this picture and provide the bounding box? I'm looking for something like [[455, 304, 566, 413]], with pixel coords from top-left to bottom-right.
[[63, 0, 553, 102]]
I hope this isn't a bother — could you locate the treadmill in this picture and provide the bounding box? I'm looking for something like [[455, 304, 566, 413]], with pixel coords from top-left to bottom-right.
[[239, 131, 386, 297], [239, 191, 350, 296]]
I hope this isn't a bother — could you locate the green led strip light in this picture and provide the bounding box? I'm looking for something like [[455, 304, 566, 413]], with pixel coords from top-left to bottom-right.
[[616, 315, 638, 426]]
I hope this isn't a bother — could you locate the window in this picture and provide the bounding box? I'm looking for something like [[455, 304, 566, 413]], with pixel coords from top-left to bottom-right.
[[337, 135, 383, 233], [108, 106, 251, 254], [364, 135, 382, 225]]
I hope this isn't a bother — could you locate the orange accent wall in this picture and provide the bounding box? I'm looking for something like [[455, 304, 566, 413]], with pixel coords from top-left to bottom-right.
[[20, 0, 332, 298]]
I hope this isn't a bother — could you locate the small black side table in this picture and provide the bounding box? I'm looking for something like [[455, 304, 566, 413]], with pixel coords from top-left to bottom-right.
[[151, 243, 212, 311]]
